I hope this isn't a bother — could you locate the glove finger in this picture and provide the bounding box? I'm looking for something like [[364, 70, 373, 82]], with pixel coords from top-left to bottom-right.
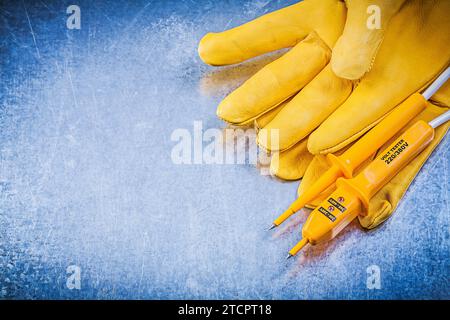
[[199, 51, 285, 97], [257, 64, 352, 152], [359, 103, 449, 229], [331, 0, 406, 80], [254, 97, 291, 130], [308, 0, 450, 155], [198, 0, 346, 66], [217, 32, 331, 125], [269, 138, 314, 181]]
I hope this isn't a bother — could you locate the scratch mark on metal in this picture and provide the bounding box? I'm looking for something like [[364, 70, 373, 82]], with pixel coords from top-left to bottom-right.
[[23, 0, 41, 59]]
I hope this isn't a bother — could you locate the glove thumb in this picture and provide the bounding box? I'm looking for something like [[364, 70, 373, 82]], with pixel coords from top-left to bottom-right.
[[331, 0, 406, 80]]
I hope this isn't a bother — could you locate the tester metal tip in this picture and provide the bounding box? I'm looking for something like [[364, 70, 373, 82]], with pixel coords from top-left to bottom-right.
[[286, 254, 293, 260], [289, 238, 309, 257], [268, 224, 276, 231]]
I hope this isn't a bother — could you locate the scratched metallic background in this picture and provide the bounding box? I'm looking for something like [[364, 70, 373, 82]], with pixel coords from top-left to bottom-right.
[[0, 0, 449, 299]]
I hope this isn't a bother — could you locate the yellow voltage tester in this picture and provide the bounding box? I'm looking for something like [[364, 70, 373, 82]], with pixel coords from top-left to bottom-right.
[[270, 67, 450, 230], [287, 104, 450, 258]]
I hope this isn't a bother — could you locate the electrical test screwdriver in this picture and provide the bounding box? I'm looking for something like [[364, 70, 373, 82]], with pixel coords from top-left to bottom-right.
[[287, 108, 450, 258], [270, 67, 450, 230]]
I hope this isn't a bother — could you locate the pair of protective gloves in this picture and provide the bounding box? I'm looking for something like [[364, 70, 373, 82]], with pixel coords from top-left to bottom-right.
[[198, 0, 450, 229]]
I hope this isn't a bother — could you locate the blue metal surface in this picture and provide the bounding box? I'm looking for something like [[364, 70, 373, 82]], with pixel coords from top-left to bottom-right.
[[0, 0, 449, 299]]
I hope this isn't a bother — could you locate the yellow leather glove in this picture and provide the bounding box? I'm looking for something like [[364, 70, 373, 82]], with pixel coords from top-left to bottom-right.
[[266, 0, 450, 181], [199, 1, 450, 182], [199, 0, 404, 179]]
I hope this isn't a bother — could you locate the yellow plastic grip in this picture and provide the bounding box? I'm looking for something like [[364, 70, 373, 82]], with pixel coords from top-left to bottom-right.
[[274, 93, 428, 228], [290, 119, 436, 256], [337, 120, 435, 210], [329, 93, 428, 178]]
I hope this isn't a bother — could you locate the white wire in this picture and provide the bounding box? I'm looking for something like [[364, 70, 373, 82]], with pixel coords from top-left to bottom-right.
[[429, 109, 450, 129], [422, 66, 450, 100]]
